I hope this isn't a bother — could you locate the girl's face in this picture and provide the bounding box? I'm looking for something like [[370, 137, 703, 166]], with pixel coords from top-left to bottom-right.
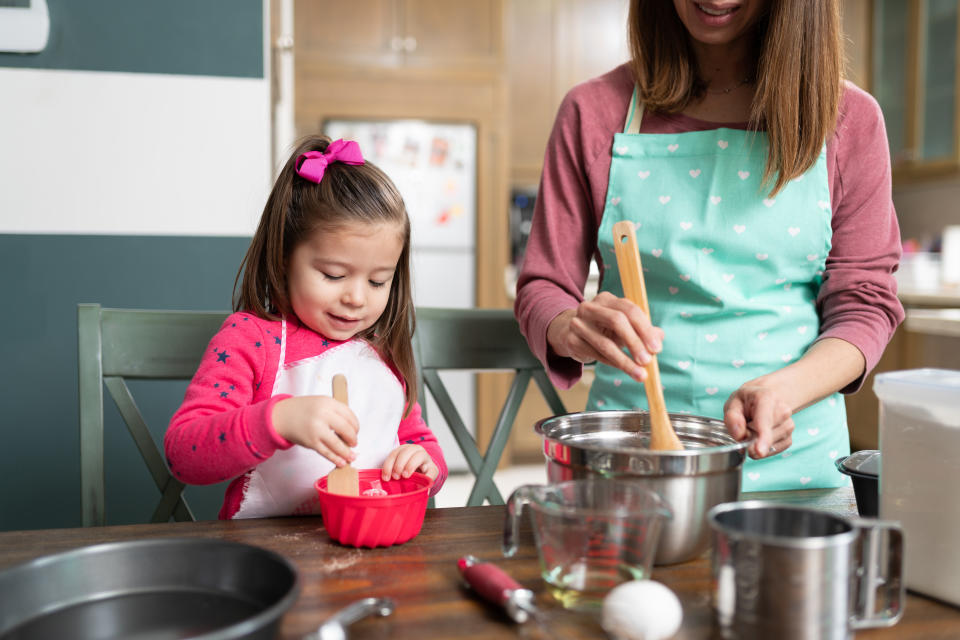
[[671, 0, 768, 47], [287, 221, 404, 341]]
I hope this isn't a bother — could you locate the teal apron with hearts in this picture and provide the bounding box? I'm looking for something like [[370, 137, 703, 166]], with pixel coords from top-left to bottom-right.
[[587, 90, 849, 491]]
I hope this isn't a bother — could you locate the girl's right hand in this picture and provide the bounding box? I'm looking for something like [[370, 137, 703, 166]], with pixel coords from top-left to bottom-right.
[[271, 396, 359, 466], [546, 292, 664, 383]]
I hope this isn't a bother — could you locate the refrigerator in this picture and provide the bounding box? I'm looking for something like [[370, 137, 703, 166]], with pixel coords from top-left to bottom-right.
[[323, 118, 477, 472]]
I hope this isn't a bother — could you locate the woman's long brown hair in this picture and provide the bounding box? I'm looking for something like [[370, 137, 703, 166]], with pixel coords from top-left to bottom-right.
[[628, 0, 843, 196], [234, 134, 418, 413]]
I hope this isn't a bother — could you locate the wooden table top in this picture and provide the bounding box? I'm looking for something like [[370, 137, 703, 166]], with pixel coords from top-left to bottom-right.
[[1, 487, 958, 639]]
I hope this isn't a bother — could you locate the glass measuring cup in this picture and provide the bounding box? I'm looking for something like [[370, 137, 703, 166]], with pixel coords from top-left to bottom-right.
[[502, 479, 672, 609]]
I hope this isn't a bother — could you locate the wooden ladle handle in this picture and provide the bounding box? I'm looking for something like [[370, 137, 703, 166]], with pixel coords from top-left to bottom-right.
[[612, 220, 684, 451]]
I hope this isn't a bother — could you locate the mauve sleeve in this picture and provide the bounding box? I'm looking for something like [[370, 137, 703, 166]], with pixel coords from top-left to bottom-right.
[[514, 91, 601, 390], [818, 86, 905, 392], [165, 315, 292, 485]]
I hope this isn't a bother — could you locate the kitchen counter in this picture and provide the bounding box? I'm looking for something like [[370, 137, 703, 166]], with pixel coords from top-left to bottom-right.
[[905, 307, 960, 338], [1, 486, 957, 639]]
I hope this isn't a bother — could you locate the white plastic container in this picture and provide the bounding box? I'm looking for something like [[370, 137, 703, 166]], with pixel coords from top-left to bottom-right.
[[874, 368, 960, 606]]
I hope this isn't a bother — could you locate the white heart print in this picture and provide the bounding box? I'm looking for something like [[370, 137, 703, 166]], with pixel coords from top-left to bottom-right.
[[659, 195, 671, 204], [679, 274, 691, 282], [763, 198, 776, 207], [806, 254, 818, 261], [757, 332, 768, 340], [788, 227, 800, 236], [680, 221, 693, 230], [668, 143, 679, 152], [807, 428, 820, 436], [705, 334, 718, 343], [679, 311, 692, 318], [616, 145, 628, 155], [710, 195, 722, 205], [799, 477, 812, 485], [689, 169, 701, 178], [781, 354, 793, 362], [669, 286, 679, 295], [678, 361, 691, 370], [638, 170, 650, 179], [613, 379, 622, 387], [756, 253, 768, 261], [732, 359, 745, 368], [817, 200, 830, 210], [652, 249, 663, 257], [738, 170, 750, 180], [733, 225, 746, 234], [718, 140, 729, 149], [828, 450, 838, 459], [797, 326, 807, 334], [747, 472, 760, 481], [775, 278, 786, 285], [705, 387, 719, 395], [722, 274, 735, 283], [702, 247, 714, 254], [611, 197, 621, 206]]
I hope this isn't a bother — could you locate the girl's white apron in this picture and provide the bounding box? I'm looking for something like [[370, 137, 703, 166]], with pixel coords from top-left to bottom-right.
[[233, 319, 402, 518]]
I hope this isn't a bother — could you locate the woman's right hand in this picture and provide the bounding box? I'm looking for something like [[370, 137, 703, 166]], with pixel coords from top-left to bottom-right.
[[546, 292, 664, 383], [271, 396, 359, 466]]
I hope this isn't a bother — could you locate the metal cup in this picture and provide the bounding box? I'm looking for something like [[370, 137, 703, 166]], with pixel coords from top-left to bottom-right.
[[707, 501, 905, 640]]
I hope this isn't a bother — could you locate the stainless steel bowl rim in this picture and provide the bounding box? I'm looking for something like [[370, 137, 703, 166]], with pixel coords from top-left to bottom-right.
[[535, 410, 752, 457]]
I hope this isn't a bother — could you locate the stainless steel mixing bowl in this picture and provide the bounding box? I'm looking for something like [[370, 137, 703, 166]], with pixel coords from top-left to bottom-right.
[[535, 410, 750, 565]]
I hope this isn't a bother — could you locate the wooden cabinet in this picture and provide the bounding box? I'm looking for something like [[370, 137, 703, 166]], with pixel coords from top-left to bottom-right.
[[506, 0, 630, 186], [870, 0, 960, 182], [295, 0, 503, 72]]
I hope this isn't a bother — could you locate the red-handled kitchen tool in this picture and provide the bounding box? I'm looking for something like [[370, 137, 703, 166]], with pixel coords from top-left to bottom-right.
[[457, 555, 540, 624]]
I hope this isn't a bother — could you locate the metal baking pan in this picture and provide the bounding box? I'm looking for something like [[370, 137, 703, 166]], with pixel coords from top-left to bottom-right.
[[0, 537, 298, 639]]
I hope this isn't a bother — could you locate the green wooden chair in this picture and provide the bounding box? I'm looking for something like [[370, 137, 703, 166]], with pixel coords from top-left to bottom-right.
[[412, 307, 567, 506], [77, 304, 229, 526]]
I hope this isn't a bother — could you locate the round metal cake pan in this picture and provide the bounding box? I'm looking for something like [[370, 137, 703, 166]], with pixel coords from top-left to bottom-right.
[[0, 537, 298, 640]]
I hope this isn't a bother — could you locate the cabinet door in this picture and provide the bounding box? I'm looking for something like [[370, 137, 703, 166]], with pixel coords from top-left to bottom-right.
[[295, 0, 402, 69], [872, 0, 959, 179], [400, 0, 503, 69]]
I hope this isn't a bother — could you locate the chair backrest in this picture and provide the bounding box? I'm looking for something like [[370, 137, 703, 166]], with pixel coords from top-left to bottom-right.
[[78, 304, 229, 526], [412, 307, 566, 506]]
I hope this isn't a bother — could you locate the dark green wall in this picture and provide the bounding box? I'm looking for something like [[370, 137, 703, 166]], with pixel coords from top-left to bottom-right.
[[0, 0, 262, 77], [0, 235, 253, 530]]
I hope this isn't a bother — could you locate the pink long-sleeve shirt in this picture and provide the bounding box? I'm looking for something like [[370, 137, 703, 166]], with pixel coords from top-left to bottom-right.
[[165, 312, 447, 519], [516, 63, 904, 392]]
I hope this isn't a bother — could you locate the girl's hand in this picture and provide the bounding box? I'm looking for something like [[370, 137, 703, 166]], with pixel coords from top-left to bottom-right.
[[381, 444, 439, 482], [723, 380, 796, 459], [547, 292, 665, 383], [271, 396, 359, 466]]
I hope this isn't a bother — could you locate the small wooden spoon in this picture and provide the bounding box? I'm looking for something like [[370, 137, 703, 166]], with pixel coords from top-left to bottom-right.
[[612, 220, 684, 451], [326, 374, 359, 496]]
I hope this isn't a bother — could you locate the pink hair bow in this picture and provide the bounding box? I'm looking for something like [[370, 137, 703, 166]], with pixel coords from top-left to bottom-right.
[[295, 139, 365, 183]]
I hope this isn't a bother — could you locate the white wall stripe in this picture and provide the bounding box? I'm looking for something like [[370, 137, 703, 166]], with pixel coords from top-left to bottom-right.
[[1, 67, 270, 236]]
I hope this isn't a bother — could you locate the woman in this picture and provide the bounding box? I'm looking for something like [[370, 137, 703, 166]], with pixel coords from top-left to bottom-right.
[[514, 0, 904, 490]]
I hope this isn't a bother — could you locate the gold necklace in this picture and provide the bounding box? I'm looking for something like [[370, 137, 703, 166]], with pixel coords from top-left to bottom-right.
[[705, 76, 752, 95]]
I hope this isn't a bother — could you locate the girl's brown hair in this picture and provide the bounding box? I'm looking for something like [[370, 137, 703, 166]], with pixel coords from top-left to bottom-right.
[[234, 134, 418, 412], [628, 0, 843, 196]]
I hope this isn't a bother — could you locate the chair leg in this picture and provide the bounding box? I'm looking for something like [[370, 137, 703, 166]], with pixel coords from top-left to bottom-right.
[[466, 371, 532, 506]]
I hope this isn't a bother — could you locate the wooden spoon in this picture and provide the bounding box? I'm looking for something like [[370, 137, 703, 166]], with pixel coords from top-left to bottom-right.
[[612, 220, 684, 451], [325, 374, 359, 496]]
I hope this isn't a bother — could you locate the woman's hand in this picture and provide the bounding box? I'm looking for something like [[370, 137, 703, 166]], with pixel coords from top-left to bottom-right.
[[547, 292, 665, 383], [271, 396, 359, 466], [724, 379, 795, 459], [381, 444, 439, 481]]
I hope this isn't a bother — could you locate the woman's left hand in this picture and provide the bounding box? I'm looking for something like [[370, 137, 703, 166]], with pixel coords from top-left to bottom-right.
[[723, 379, 796, 459], [381, 444, 439, 481]]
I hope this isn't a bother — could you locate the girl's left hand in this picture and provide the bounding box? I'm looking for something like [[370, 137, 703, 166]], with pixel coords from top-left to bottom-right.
[[723, 380, 796, 459], [381, 444, 439, 482]]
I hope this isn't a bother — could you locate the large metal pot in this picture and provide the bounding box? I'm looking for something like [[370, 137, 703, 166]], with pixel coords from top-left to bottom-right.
[[535, 410, 749, 565], [0, 538, 298, 639]]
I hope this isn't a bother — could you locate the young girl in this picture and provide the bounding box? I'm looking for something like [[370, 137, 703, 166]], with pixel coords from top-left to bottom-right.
[[165, 135, 447, 519]]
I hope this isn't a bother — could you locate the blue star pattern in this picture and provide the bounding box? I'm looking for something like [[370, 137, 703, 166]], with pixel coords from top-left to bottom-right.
[[216, 350, 230, 363]]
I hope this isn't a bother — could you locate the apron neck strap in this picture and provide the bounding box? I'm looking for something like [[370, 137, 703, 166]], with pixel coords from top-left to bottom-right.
[[623, 85, 645, 134]]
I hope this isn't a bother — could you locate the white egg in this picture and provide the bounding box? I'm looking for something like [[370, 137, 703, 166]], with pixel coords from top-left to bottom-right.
[[601, 580, 683, 640]]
